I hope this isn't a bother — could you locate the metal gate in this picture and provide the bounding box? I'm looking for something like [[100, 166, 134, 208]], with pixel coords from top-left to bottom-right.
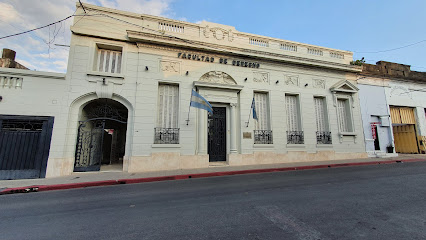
[[74, 103, 127, 172], [390, 106, 419, 153], [208, 107, 226, 162], [0, 115, 54, 180], [393, 125, 419, 154]]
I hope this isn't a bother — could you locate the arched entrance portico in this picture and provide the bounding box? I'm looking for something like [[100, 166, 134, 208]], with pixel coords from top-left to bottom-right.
[[74, 99, 128, 172]]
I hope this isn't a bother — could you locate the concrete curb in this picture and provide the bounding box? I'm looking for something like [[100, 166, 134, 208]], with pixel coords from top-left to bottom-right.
[[1, 158, 425, 195]]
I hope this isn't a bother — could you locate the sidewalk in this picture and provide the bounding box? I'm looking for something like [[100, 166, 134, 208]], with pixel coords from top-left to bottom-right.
[[1, 154, 426, 194]]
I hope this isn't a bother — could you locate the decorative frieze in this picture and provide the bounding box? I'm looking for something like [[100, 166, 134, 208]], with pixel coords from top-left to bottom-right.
[[160, 60, 180, 73], [199, 71, 236, 85], [285, 75, 299, 86], [203, 25, 234, 42], [313, 79, 325, 89], [253, 72, 269, 83]]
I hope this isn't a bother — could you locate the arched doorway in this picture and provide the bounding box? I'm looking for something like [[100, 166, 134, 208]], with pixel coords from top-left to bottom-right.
[[74, 99, 128, 172]]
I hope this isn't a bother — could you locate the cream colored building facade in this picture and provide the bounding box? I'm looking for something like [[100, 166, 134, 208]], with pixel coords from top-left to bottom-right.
[[0, 3, 367, 179]]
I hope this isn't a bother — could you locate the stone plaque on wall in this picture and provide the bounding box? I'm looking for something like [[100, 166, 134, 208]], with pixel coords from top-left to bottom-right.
[[285, 75, 299, 86], [243, 132, 252, 139], [313, 79, 325, 89], [160, 60, 180, 73], [253, 71, 269, 83]]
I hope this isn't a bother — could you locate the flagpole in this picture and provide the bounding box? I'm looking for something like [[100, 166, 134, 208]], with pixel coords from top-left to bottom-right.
[[186, 89, 193, 125], [246, 100, 252, 127]]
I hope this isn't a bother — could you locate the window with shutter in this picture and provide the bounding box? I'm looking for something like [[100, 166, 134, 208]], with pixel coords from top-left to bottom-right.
[[314, 97, 327, 132], [314, 97, 332, 144], [286, 95, 300, 131], [157, 84, 179, 128], [254, 92, 269, 130], [337, 99, 350, 132], [286, 95, 304, 144], [253, 92, 272, 144], [97, 49, 122, 74], [155, 84, 179, 144]]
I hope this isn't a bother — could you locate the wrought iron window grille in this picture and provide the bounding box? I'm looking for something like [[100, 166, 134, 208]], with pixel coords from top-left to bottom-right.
[[316, 131, 332, 144], [154, 128, 180, 144], [287, 131, 304, 144], [254, 130, 273, 144], [1, 120, 44, 132]]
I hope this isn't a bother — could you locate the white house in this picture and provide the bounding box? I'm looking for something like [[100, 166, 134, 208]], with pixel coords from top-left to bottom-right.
[[0, 3, 368, 179]]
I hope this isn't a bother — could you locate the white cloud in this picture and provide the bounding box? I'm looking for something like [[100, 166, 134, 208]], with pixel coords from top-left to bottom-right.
[[53, 60, 68, 70], [0, 0, 175, 73], [195, 19, 208, 24], [14, 58, 37, 70], [0, 3, 20, 22]]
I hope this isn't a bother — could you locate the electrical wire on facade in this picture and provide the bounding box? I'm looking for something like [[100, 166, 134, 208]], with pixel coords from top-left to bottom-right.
[[0, 15, 73, 40]]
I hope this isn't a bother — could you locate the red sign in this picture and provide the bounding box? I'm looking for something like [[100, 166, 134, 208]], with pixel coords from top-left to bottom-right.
[[370, 122, 380, 140]]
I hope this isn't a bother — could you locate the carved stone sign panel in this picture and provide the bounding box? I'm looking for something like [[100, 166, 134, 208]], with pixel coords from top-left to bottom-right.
[[203, 25, 234, 42], [313, 79, 325, 89], [253, 71, 269, 83], [160, 60, 180, 73], [285, 75, 299, 86], [199, 71, 237, 85]]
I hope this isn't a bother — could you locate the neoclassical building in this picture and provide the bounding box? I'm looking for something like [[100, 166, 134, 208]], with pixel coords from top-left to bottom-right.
[[0, 3, 367, 179]]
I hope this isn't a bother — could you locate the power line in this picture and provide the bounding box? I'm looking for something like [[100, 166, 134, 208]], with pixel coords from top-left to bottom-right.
[[0, 15, 73, 40], [78, 0, 87, 14], [354, 39, 426, 53]]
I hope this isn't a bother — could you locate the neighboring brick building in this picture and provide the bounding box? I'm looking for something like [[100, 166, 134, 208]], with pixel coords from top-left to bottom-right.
[[0, 48, 28, 70]]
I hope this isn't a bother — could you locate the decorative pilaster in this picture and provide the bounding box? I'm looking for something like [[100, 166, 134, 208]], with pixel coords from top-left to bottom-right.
[[230, 103, 238, 154], [198, 108, 206, 154]]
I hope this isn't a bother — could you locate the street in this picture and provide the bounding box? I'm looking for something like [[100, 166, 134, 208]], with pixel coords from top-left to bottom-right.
[[1, 162, 426, 240]]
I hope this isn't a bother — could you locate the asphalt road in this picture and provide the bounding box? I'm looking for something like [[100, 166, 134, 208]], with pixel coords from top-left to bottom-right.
[[1, 162, 426, 240]]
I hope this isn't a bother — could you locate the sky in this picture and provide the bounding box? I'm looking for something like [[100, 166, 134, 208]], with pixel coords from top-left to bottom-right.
[[0, 0, 425, 73]]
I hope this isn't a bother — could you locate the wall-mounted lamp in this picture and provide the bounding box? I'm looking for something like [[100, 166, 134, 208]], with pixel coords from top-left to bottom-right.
[[304, 83, 308, 87], [102, 78, 106, 85], [186, 71, 189, 75], [0, 96, 2, 102], [145, 66, 149, 71], [276, 80, 279, 84], [244, 78, 248, 81]]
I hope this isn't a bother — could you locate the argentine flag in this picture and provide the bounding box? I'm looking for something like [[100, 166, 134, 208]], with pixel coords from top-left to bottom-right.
[[190, 89, 213, 114], [251, 97, 258, 120]]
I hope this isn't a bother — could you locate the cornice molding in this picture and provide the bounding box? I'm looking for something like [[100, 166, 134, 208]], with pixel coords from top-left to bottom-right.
[[0, 67, 65, 79]]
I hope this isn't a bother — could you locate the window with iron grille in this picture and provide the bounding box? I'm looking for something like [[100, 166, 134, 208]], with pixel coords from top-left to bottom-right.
[[254, 92, 272, 144], [314, 97, 331, 144], [155, 84, 179, 144], [337, 99, 353, 132], [96, 48, 122, 74], [286, 94, 303, 144]]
